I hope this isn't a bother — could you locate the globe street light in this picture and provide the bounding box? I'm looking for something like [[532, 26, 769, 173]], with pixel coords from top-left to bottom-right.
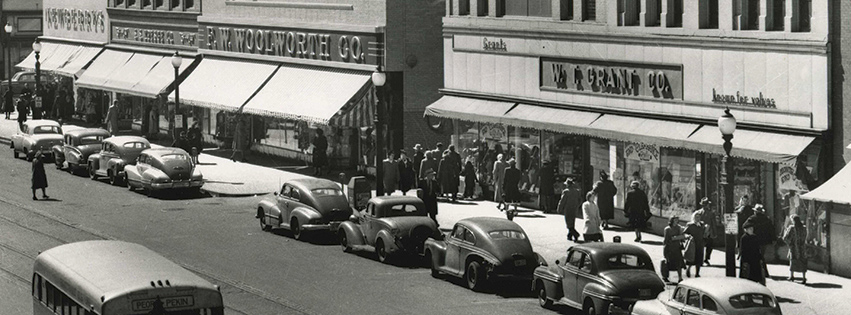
[[32, 38, 42, 118], [718, 107, 737, 277], [4, 23, 11, 83], [171, 51, 184, 134], [371, 70, 386, 196]]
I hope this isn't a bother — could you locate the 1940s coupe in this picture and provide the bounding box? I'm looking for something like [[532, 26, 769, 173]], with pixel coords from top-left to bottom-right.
[[338, 195, 438, 264], [10, 119, 63, 161], [534, 243, 665, 315], [51, 128, 110, 173], [87, 136, 150, 186], [257, 178, 352, 241], [425, 217, 546, 291], [631, 278, 782, 315], [124, 147, 203, 194]]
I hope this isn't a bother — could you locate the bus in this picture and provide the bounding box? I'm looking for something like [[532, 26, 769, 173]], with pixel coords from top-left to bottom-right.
[[32, 240, 224, 315]]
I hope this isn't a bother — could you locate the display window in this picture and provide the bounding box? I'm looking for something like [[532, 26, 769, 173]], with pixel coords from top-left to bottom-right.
[[542, 132, 586, 193], [659, 148, 699, 221], [624, 142, 659, 212], [508, 126, 541, 195]]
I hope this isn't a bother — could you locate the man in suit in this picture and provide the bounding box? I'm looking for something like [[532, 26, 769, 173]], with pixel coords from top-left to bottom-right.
[[419, 168, 441, 226]]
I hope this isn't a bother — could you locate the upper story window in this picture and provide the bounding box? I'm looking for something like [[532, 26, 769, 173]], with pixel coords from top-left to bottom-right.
[[583, 0, 596, 21], [797, 0, 811, 32], [699, 0, 718, 29], [506, 0, 552, 18], [111, 0, 198, 11], [618, 0, 639, 26], [666, 0, 683, 27]]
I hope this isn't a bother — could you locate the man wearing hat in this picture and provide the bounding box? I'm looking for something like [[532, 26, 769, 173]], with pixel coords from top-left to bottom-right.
[[743, 203, 776, 278], [694, 197, 721, 266], [557, 178, 582, 241], [624, 180, 650, 242], [412, 144, 425, 184], [419, 168, 440, 226], [538, 160, 556, 213], [593, 170, 617, 229]]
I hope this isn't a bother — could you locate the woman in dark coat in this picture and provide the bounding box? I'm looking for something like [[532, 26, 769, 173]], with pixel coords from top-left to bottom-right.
[[663, 216, 686, 283], [502, 159, 522, 204], [557, 178, 582, 241], [461, 159, 477, 200], [3, 89, 13, 119], [311, 128, 328, 176], [397, 151, 416, 195], [740, 221, 766, 284], [31, 151, 49, 200], [593, 171, 617, 229], [684, 212, 706, 278], [624, 181, 650, 242], [437, 151, 459, 200]]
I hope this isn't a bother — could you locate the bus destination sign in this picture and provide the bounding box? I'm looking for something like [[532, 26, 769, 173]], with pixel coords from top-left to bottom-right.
[[132, 296, 195, 312]]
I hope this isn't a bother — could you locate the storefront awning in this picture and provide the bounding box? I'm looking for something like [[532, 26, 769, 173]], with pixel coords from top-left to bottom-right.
[[75, 50, 134, 90], [241, 66, 372, 125], [424, 96, 516, 125], [131, 54, 192, 98], [502, 104, 602, 135], [801, 163, 851, 205], [590, 114, 702, 149], [168, 58, 279, 112], [16, 42, 102, 78], [685, 127, 816, 164]]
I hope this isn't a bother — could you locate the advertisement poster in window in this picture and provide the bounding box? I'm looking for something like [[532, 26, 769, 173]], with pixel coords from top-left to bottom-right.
[[659, 149, 697, 221], [625, 143, 659, 214]]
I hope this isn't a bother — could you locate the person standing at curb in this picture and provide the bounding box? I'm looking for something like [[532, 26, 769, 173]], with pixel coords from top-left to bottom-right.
[[582, 191, 603, 242], [593, 170, 617, 229], [105, 100, 119, 134], [397, 150, 416, 196], [311, 128, 328, 176], [744, 204, 776, 280], [461, 157, 477, 200], [31, 151, 49, 200], [782, 214, 808, 284], [412, 144, 425, 186], [538, 160, 555, 213], [624, 180, 650, 242], [739, 221, 766, 285], [558, 178, 582, 242], [492, 153, 507, 204], [17, 92, 30, 131], [3, 88, 13, 120], [684, 211, 706, 278], [420, 168, 440, 226], [663, 216, 686, 283], [382, 151, 399, 196]]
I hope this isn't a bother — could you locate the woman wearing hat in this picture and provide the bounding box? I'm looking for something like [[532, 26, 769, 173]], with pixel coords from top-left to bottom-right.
[[624, 180, 650, 242], [694, 197, 720, 266], [740, 220, 766, 284], [593, 170, 617, 229], [557, 178, 582, 241], [582, 191, 603, 242], [782, 214, 808, 283]]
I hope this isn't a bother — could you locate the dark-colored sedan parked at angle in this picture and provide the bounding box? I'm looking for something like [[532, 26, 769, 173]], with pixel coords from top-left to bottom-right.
[[533, 243, 665, 315], [124, 147, 203, 194], [256, 178, 352, 241], [338, 195, 438, 264], [424, 217, 546, 291], [52, 128, 110, 174]]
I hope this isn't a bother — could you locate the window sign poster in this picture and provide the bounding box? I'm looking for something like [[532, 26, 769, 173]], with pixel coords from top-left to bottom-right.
[[724, 213, 738, 234]]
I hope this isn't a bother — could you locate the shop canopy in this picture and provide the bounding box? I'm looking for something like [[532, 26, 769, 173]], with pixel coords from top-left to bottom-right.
[[425, 95, 816, 164], [240, 65, 372, 126], [76, 50, 194, 98], [168, 57, 279, 112], [75, 49, 133, 90], [16, 42, 103, 77], [801, 162, 851, 205]]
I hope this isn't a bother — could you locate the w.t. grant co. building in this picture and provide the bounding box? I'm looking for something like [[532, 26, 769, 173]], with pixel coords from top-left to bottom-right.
[[426, 0, 828, 265]]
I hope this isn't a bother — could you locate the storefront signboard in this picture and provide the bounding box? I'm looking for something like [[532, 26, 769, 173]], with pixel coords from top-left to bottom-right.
[[43, 0, 110, 42], [711, 88, 777, 109], [112, 25, 197, 48], [624, 143, 660, 162], [201, 24, 378, 65], [541, 58, 683, 100]]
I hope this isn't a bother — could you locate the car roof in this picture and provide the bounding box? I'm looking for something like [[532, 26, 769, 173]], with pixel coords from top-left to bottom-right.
[[104, 135, 150, 145], [678, 278, 775, 298], [369, 195, 424, 206], [570, 242, 650, 257], [143, 147, 189, 156], [64, 128, 110, 137], [25, 119, 61, 127], [457, 217, 523, 233], [287, 177, 343, 191]]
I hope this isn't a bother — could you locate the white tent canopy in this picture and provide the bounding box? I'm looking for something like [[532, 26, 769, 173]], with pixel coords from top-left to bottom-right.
[[801, 162, 851, 205]]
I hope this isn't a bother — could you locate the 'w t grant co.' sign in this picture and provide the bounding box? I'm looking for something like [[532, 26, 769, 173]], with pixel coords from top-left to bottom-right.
[[540, 58, 683, 100]]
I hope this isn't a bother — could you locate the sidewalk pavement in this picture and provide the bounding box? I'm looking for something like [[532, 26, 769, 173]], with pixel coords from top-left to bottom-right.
[[1, 113, 847, 314]]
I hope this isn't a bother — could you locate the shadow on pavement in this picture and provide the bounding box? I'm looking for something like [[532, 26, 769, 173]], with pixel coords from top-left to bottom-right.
[[804, 282, 843, 289], [435, 276, 534, 299], [775, 295, 801, 304], [129, 189, 211, 200], [515, 213, 546, 219], [640, 240, 664, 246], [37, 198, 62, 202]]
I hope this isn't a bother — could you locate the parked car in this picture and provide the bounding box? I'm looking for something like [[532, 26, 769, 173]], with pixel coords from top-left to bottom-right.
[[87, 136, 150, 186], [425, 217, 545, 291], [51, 128, 110, 173], [10, 119, 63, 161], [257, 178, 352, 240], [338, 195, 438, 263], [631, 278, 782, 315], [533, 243, 665, 315], [124, 147, 203, 194], [0, 71, 49, 96]]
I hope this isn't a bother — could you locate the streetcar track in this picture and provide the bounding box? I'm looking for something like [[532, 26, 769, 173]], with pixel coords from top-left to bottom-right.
[[0, 196, 310, 315]]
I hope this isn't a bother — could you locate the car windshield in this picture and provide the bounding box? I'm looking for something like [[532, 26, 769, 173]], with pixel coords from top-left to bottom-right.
[[728, 293, 777, 309], [79, 135, 103, 145], [161, 154, 189, 161], [123, 142, 149, 149], [385, 204, 422, 217], [312, 188, 343, 196], [488, 230, 527, 240], [604, 253, 653, 270], [33, 126, 61, 134]]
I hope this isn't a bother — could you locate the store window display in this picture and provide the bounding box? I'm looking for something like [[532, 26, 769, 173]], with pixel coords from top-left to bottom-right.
[[659, 148, 698, 221], [542, 132, 586, 195]]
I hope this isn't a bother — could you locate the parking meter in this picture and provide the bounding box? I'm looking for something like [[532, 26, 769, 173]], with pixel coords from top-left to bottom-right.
[[347, 176, 370, 211]]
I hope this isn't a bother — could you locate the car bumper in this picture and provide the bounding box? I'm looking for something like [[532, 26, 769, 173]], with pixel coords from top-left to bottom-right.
[[301, 220, 345, 232], [150, 180, 204, 190]]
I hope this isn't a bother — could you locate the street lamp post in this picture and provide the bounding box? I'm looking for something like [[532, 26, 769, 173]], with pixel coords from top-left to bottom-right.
[[371, 69, 386, 196], [4, 23, 11, 84], [32, 38, 42, 118], [718, 107, 737, 277], [171, 51, 184, 135]]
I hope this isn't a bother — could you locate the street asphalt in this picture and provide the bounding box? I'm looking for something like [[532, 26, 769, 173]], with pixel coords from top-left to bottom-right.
[[0, 113, 849, 314]]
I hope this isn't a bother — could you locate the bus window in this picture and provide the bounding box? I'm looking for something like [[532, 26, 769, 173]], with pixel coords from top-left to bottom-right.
[[31, 273, 42, 301], [46, 282, 54, 310]]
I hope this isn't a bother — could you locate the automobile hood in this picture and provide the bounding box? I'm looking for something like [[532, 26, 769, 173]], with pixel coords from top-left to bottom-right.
[[597, 269, 666, 297], [31, 134, 63, 143], [378, 216, 437, 233]]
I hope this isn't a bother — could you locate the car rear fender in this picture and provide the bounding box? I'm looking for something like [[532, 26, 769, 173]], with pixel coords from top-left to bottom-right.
[[533, 268, 564, 300], [257, 199, 282, 218], [424, 238, 447, 265], [376, 229, 400, 252], [339, 222, 366, 246], [51, 145, 65, 161], [582, 282, 617, 305], [291, 207, 322, 225]]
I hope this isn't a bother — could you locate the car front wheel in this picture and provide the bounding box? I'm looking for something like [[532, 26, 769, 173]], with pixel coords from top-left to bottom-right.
[[340, 232, 351, 252], [376, 238, 389, 263], [89, 164, 98, 180], [259, 210, 271, 231], [426, 251, 439, 278], [54, 158, 62, 169], [537, 284, 553, 309], [465, 260, 486, 291], [13, 148, 18, 159], [291, 218, 303, 240]]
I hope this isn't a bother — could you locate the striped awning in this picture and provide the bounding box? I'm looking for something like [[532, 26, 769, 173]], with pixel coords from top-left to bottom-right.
[[328, 88, 374, 128]]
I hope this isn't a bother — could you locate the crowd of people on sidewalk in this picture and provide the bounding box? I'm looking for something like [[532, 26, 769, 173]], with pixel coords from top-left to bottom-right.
[[3, 82, 75, 129]]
